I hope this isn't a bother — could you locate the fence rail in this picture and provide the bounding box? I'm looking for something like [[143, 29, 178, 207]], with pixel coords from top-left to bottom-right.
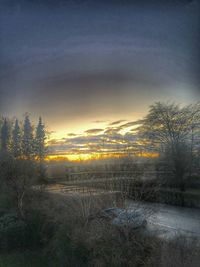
[[66, 170, 173, 181]]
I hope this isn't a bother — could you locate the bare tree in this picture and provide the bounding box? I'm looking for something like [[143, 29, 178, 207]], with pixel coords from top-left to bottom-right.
[[0, 153, 36, 218], [137, 102, 200, 192]]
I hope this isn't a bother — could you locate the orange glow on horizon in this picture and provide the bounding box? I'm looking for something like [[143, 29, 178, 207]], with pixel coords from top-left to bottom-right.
[[46, 117, 158, 163], [45, 152, 159, 162]]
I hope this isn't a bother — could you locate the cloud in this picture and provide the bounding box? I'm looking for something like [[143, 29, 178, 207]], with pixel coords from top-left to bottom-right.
[[104, 127, 120, 135], [48, 122, 140, 157], [120, 120, 144, 129], [103, 120, 143, 135], [92, 120, 108, 124], [109, 120, 127, 126], [67, 133, 77, 137], [1, 0, 199, 119], [85, 128, 104, 135], [46, 116, 155, 158], [47, 119, 143, 156]]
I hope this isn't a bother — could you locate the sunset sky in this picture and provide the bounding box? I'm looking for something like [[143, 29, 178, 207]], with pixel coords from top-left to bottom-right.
[[0, 0, 200, 160]]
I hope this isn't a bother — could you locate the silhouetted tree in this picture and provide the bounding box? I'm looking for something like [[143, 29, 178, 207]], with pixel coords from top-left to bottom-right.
[[35, 117, 46, 160], [138, 102, 200, 193], [12, 119, 21, 158], [1, 118, 10, 152], [35, 117, 47, 181], [0, 117, 3, 151], [22, 115, 34, 159]]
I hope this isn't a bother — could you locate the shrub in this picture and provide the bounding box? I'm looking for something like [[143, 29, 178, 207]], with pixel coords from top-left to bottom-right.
[[0, 213, 27, 251], [25, 208, 55, 249]]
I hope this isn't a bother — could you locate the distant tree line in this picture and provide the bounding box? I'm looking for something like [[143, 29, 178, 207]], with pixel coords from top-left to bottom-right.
[[0, 114, 46, 162]]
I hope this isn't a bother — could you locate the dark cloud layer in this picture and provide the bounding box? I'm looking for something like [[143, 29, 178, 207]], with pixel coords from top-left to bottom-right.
[[0, 0, 199, 129]]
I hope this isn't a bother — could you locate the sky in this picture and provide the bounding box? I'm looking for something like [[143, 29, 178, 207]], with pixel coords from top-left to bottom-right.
[[0, 0, 200, 160]]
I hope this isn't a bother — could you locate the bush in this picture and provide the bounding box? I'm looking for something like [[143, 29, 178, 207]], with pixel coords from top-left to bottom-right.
[[0, 154, 38, 217], [0, 207, 55, 251], [25, 208, 55, 249], [47, 212, 158, 267], [0, 213, 27, 251]]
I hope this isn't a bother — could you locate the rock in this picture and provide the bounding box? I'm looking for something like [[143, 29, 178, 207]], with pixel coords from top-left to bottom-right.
[[112, 210, 147, 229], [102, 208, 124, 219]]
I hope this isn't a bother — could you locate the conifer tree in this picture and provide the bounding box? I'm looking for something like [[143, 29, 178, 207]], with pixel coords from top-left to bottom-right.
[[22, 115, 33, 159], [12, 119, 21, 158], [1, 118, 10, 152], [0, 117, 3, 150], [35, 117, 47, 181], [35, 117, 46, 161]]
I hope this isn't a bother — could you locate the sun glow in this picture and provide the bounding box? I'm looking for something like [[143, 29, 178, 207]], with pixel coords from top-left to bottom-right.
[[46, 153, 122, 162], [46, 117, 159, 162], [46, 152, 159, 162]]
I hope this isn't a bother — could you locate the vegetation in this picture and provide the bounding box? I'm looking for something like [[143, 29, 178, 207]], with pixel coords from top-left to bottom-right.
[[0, 192, 199, 267], [138, 102, 200, 192], [0, 102, 199, 266], [0, 115, 46, 160]]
